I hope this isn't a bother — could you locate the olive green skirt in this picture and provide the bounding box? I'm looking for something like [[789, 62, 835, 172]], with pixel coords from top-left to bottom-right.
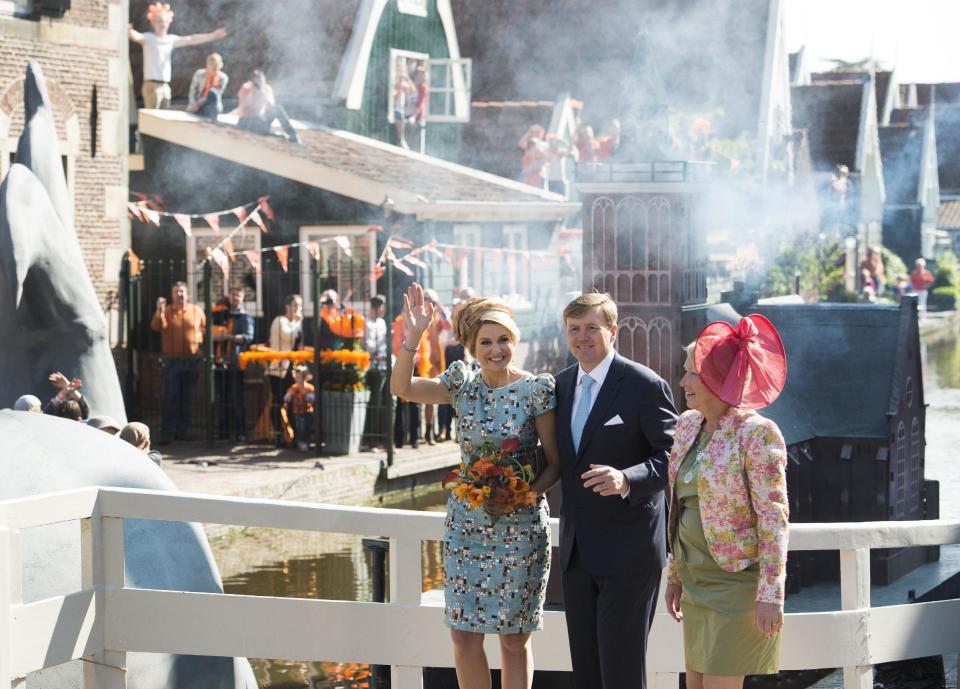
[[675, 498, 781, 676]]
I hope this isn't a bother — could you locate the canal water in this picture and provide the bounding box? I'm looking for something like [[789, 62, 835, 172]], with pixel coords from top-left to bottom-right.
[[213, 326, 960, 688]]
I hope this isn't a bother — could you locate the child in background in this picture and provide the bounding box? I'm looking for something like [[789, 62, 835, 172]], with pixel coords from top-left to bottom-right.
[[284, 365, 316, 451]]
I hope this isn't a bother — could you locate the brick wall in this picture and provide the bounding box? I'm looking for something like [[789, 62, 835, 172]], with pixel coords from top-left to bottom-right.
[[0, 0, 128, 306]]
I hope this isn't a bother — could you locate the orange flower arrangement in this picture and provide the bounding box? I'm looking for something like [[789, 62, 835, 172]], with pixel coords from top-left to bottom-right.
[[318, 348, 370, 392], [442, 438, 538, 517], [237, 349, 315, 370]]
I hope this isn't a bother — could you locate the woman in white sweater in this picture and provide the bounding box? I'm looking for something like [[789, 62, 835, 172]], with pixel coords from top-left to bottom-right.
[[268, 294, 303, 443]]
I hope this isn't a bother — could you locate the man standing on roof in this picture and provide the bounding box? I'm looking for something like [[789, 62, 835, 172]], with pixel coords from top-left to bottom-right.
[[129, 3, 227, 110]]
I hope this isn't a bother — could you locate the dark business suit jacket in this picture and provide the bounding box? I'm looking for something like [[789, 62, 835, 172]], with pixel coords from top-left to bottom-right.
[[556, 353, 678, 576]]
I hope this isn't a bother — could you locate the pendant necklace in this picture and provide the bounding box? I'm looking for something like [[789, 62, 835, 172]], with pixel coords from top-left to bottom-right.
[[683, 430, 713, 483]]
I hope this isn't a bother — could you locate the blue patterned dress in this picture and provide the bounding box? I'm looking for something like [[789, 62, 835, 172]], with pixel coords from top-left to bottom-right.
[[439, 359, 556, 634]]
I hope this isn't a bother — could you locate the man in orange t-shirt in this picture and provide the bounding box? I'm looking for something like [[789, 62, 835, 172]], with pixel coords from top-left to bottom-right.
[[150, 281, 206, 442]]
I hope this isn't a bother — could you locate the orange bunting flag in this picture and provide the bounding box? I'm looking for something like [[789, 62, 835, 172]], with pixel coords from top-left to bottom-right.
[[223, 238, 236, 261], [405, 255, 427, 269], [490, 248, 503, 261], [456, 249, 469, 268], [388, 236, 415, 249], [244, 250, 261, 274], [233, 206, 248, 223], [127, 248, 142, 278], [141, 208, 161, 225], [507, 253, 516, 269], [391, 258, 414, 276], [374, 264, 385, 280], [444, 246, 454, 263], [211, 247, 230, 280], [306, 241, 322, 262], [334, 235, 352, 256], [563, 254, 576, 272], [425, 239, 444, 258], [249, 209, 268, 233], [368, 225, 384, 233], [203, 213, 221, 234], [173, 213, 192, 237], [273, 245, 290, 272], [257, 196, 275, 221], [127, 203, 144, 221]]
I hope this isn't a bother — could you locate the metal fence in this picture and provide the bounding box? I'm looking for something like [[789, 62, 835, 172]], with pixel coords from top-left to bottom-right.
[[116, 251, 400, 457]]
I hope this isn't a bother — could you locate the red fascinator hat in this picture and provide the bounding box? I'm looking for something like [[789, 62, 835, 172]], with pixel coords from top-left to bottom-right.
[[693, 314, 787, 410]]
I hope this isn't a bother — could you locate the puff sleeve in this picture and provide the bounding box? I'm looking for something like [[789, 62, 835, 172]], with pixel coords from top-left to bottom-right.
[[530, 373, 557, 416], [742, 417, 789, 604], [439, 360, 469, 406]]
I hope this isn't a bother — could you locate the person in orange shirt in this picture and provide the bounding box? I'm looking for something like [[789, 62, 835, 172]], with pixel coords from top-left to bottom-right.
[[909, 258, 935, 315], [392, 311, 430, 448], [150, 281, 205, 443], [284, 365, 316, 452], [422, 289, 452, 445]]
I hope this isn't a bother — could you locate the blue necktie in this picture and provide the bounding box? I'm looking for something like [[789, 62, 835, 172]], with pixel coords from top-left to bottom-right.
[[572, 375, 595, 453]]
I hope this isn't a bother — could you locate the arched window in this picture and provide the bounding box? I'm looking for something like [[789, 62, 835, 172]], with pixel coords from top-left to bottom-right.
[[905, 376, 914, 408]]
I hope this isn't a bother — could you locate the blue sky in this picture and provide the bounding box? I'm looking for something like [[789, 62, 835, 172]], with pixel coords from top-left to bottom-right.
[[784, 0, 959, 83]]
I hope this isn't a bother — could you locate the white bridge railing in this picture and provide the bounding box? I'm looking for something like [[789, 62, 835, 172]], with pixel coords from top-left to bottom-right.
[[1, 487, 959, 689]]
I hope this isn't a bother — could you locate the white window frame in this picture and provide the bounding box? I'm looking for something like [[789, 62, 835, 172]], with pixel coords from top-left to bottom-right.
[[387, 48, 430, 124], [397, 0, 428, 17], [425, 57, 471, 123], [0, 0, 33, 17], [452, 224, 482, 293], [502, 224, 530, 306], [186, 227, 262, 316], [299, 225, 377, 317]]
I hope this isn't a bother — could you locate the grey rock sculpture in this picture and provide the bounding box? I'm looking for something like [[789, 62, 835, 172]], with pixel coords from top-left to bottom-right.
[[0, 63, 255, 688], [0, 62, 125, 421], [1, 409, 256, 689]]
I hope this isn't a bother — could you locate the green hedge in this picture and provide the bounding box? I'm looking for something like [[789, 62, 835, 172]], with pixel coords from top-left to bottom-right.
[[930, 286, 957, 311]]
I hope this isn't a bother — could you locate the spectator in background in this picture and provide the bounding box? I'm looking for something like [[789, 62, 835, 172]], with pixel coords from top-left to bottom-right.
[[410, 66, 428, 128], [268, 294, 304, 446], [187, 52, 229, 120], [43, 372, 90, 419], [128, 3, 226, 110], [392, 58, 417, 149], [214, 286, 255, 442], [392, 311, 431, 449], [421, 289, 451, 445], [53, 399, 83, 422], [13, 395, 42, 413], [87, 416, 122, 434], [910, 258, 935, 315], [861, 246, 886, 297], [575, 119, 621, 164], [361, 295, 389, 450], [151, 281, 206, 444], [893, 274, 910, 304], [236, 70, 300, 144], [119, 421, 163, 467], [519, 124, 549, 188], [317, 289, 341, 351], [284, 365, 316, 452]]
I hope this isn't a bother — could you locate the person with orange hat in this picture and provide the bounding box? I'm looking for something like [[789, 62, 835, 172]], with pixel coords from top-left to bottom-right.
[[664, 315, 789, 684], [128, 3, 227, 110]]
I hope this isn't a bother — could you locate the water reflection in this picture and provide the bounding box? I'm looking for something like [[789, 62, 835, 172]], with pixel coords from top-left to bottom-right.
[[922, 329, 960, 521], [215, 488, 448, 688]]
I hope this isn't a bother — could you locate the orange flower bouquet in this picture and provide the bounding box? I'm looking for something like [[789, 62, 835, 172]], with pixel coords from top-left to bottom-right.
[[318, 348, 371, 392], [442, 438, 538, 517]]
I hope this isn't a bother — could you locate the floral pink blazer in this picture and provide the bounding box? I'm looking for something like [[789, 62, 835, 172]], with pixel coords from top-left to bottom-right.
[[667, 408, 789, 604]]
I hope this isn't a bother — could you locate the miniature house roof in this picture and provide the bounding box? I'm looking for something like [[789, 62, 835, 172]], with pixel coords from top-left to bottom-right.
[[791, 80, 869, 173], [879, 123, 927, 206], [138, 110, 577, 221], [754, 303, 911, 441]]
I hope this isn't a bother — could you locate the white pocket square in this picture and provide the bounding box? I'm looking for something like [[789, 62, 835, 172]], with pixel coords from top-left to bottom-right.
[[604, 414, 624, 426]]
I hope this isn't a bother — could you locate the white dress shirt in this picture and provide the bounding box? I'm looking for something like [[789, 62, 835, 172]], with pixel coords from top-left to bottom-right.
[[571, 347, 616, 429]]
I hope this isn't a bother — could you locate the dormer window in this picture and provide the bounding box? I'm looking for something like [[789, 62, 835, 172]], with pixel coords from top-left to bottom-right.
[[397, 0, 428, 17]]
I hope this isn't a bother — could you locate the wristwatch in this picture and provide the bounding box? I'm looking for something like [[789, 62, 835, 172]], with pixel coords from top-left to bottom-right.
[[401, 340, 419, 353]]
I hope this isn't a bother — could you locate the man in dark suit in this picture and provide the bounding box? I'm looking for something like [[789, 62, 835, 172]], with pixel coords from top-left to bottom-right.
[[556, 292, 678, 689]]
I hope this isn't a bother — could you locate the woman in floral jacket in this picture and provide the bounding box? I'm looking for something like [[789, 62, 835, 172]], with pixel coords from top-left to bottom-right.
[[664, 315, 789, 686]]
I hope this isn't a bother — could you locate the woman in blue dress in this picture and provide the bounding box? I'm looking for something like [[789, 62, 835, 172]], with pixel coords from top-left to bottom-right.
[[391, 283, 561, 689]]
